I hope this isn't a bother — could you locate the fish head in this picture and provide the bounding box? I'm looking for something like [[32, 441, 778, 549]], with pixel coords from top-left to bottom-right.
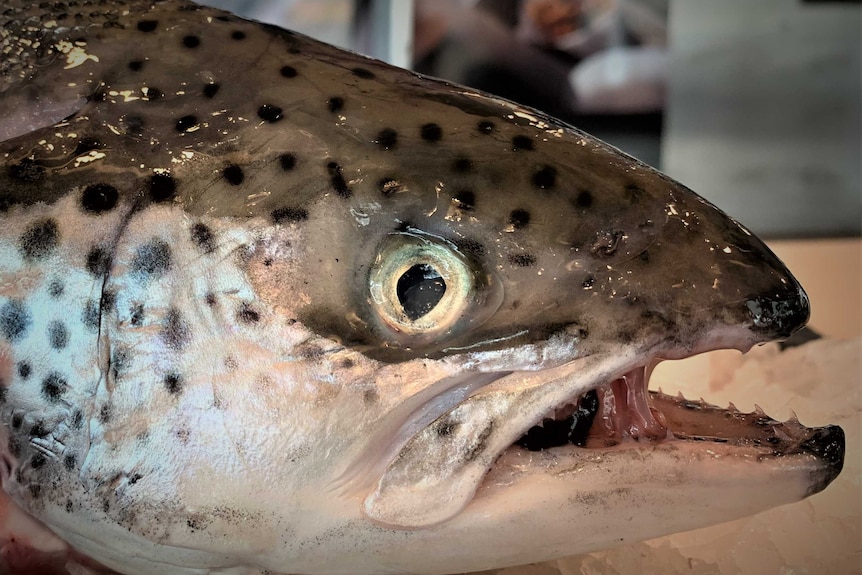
[[0, 1, 840, 574]]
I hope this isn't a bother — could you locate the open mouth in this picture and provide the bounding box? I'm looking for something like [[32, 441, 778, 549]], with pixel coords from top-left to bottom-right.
[[510, 363, 845, 477]]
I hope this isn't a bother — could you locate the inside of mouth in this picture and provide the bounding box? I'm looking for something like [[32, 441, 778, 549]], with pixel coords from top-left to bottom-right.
[[515, 366, 672, 451]]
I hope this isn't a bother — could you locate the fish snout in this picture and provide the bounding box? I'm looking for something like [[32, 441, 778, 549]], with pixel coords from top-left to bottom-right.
[[799, 424, 845, 496], [745, 282, 811, 342]]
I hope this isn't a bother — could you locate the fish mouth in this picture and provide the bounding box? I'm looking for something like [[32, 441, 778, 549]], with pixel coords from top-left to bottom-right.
[[362, 338, 845, 529], [510, 363, 845, 494]]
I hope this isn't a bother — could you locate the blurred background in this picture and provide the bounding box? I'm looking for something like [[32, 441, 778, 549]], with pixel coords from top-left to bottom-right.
[[200, 0, 860, 239]]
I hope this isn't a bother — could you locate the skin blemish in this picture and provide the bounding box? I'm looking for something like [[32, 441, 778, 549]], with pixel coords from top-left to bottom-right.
[[86, 246, 111, 276], [351, 67, 375, 79], [19, 218, 59, 261], [164, 373, 182, 394], [137, 20, 158, 32], [258, 104, 283, 123], [508, 209, 530, 229], [272, 207, 309, 223], [532, 165, 557, 190], [327, 97, 344, 113], [81, 183, 119, 213], [280, 65, 298, 78], [326, 161, 351, 197], [175, 115, 199, 133], [279, 153, 297, 171], [512, 135, 534, 151], [509, 253, 537, 267], [162, 308, 191, 351], [149, 173, 177, 202], [203, 83, 220, 98], [191, 223, 216, 253], [375, 128, 397, 150], [223, 164, 244, 185], [477, 120, 494, 134], [42, 372, 67, 402], [1, 301, 32, 342], [420, 123, 443, 142], [132, 240, 171, 280], [48, 321, 69, 350], [182, 35, 201, 48]]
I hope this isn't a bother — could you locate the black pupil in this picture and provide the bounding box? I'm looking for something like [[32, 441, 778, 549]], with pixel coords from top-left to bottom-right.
[[396, 263, 446, 321]]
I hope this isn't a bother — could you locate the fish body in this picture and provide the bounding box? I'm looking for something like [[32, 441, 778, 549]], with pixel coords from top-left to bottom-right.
[[0, 1, 844, 574]]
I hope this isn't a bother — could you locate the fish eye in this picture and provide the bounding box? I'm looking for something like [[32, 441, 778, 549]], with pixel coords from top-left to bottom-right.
[[369, 230, 479, 339]]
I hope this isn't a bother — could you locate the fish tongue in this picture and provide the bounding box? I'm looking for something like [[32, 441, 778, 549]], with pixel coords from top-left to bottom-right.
[[594, 368, 670, 445]]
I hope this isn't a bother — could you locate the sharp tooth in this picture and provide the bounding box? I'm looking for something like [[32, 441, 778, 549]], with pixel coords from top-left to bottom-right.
[[787, 410, 800, 424], [753, 404, 766, 416], [728, 401, 738, 413]]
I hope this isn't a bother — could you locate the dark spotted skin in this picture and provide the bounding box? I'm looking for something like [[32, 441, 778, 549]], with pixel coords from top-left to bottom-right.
[[0, 0, 813, 571]]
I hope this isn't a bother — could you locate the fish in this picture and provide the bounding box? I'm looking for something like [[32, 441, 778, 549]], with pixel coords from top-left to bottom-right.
[[0, 1, 845, 574]]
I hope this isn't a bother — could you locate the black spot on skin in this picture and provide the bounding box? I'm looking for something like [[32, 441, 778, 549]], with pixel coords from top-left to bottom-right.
[[191, 223, 215, 253], [162, 308, 190, 351], [203, 83, 220, 98], [237, 302, 260, 324], [164, 373, 182, 394], [129, 473, 143, 484], [83, 300, 100, 331], [101, 290, 116, 313], [509, 209, 530, 229], [99, 404, 111, 424], [231, 30, 246, 40], [532, 165, 557, 189], [420, 123, 443, 142], [223, 164, 244, 185], [149, 173, 177, 202], [278, 153, 296, 171], [205, 293, 217, 307], [29, 484, 41, 499], [8, 159, 45, 183], [30, 421, 48, 438], [145, 87, 164, 101], [42, 373, 67, 402], [64, 454, 77, 471], [0, 387, 5, 404], [351, 67, 375, 79], [258, 104, 283, 123], [17, 362, 31, 379], [576, 190, 593, 208], [132, 240, 171, 279], [12, 413, 24, 429], [71, 411, 83, 430], [327, 97, 344, 113], [512, 135, 534, 151], [137, 20, 158, 32], [128, 60, 144, 71], [624, 184, 645, 203], [452, 157, 473, 173], [509, 253, 536, 267], [477, 120, 494, 134], [639, 250, 650, 263], [81, 183, 118, 213], [130, 304, 144, 326], [326, 161, 351, 197], [582, 275, 596, 288], [31, 453, 46, 470], [8, 437, 20, 457], [65, 500, 73, 513], [280, 65, 297, 78], [86, 246, 111, 277], [20, 219, 59, 261], [378, 177, 404, 196], [48, 321, 69, 350], [272, 206, 308, 223], [452, 190, 475, 211], [375, 128, 397, 150], [182, 35, 200, 48], [48, 280, 64, 298], [0, 300, 31, 342], [175, 115, 199, 132], [453, 238, 486, 258]]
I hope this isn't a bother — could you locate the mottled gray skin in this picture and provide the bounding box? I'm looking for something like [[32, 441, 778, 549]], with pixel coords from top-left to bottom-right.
[[0, 1, 830, 574]]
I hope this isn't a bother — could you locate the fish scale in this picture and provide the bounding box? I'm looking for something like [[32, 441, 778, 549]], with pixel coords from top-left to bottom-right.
[[0, 1, 843, 574]]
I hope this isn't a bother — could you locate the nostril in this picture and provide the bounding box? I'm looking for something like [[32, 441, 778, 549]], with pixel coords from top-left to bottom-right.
[[745, 286, 810, 341]]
